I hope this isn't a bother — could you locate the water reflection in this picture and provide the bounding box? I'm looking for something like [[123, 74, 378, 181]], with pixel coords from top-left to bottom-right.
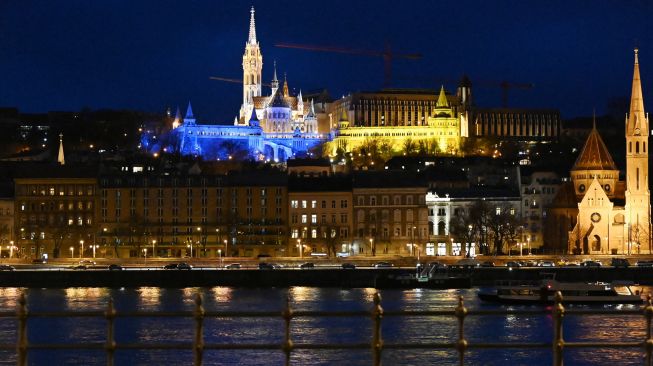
[[0, 287, 649, 366], [136, 287, 161, 309]]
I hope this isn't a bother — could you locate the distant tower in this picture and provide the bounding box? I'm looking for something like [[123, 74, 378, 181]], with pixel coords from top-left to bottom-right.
[[184, 101, 196, 125], [241, 6, 263, 121], [456, 74, 473, 109], [172, 106, 181, 129], [624, 48, 651, 252], [57, 133, 65, 165], [271, 61, 279, 96]]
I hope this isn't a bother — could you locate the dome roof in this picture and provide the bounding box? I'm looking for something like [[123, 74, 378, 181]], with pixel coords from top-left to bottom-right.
[[572, 127, 617, 171]]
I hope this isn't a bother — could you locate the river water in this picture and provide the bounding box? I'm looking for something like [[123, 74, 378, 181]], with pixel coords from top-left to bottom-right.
[[0, 286, 648, 365]]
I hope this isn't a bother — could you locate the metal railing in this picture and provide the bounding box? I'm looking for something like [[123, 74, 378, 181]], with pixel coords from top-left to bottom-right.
[[1, 291, 652, 366]]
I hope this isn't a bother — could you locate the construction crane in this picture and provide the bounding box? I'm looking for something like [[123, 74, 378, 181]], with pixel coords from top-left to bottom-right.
[[209, 76, 272, 88], [474, 79, 534, 108], [275, 42, 422, 88]]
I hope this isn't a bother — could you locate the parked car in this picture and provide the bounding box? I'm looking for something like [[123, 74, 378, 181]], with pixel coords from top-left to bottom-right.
[[636, 260, 653, 267], [225, 263, 241, 269], [373, 261, 393, 268], [480, 261, 495, 267], [164, 263, 179, 270], [336, 252, 350, 258], [108, 264, 123, 271], [71, 264, 87, 270], [257, 254, 271, 258], [611, 258, 630, 268], [79, 260, 96, 266], [177, 262, 193, 270], [341, 263, 356, 269], [32, 258, 47, 264], [258, 262, 281, 270], [580, 260, 602, 267], [537, 261, 556, 267], [299, 262, 315, 269], [428, 261, 447, 269], [505, 261, 521, 268], [564, 261, 580, 267], [0, 264, 15, 271], [455, 258, 481, 268]]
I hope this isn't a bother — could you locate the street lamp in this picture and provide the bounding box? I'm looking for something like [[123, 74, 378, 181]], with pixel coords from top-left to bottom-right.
[[187, 241, 193, 258], [527, 237, 531, 255], [223, 239, 228, 257], [369, 238, 373, 256], [9, 241, 14, 259], [143, 248, 148, 265], [297, 239, 303, 258], [196, 227, 202, 258], [218, 249, 222, 267], [69, 246, 74, 258], [92, 244, 99, 258], [79, 240, 84, 259], [152, 240, 156, 258]]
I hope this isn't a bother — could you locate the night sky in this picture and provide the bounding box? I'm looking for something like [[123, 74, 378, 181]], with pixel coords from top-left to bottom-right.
[[1, 0, 652, 122]]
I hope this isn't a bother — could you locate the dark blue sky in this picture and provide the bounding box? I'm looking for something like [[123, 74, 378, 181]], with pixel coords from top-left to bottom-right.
[[1, 0, 652, 122]]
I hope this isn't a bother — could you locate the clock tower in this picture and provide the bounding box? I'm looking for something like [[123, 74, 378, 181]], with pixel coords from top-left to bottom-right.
[[240, 7, 262, 122], [625, 48, 651, 252]]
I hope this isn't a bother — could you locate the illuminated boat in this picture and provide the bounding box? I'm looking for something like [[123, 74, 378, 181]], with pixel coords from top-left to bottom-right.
[[478, 277, 643, 304]]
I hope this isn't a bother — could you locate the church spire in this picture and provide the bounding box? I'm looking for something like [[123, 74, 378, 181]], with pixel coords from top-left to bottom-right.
[[172, 106, 181, 129], [248, 6, 257, 44], [436, 85, 449, 107], [57, 133, 65, 165], [185, 101, 194, 119], [283, 72, 289, 97], [628, 48, 647, 134]]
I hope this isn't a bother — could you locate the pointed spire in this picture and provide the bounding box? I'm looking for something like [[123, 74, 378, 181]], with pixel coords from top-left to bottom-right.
[[248, 6, 257, 44], [185, 101, 194, 119], [172, 106, 181, 129], [306, 99, 316, 118], [273, 61, 278, 82], [57, 133, 65, 165], [297, 89, 303, 102], [436, 85, 449, 108], [283, 72, 289, 97], [249, 108, 259, 122], [628, 47, 647, 134], [339, 108, 348, 122]]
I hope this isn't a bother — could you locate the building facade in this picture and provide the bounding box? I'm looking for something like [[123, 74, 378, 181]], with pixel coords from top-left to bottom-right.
[[352, 172, 429, 256], [288, 175, 353, 256]]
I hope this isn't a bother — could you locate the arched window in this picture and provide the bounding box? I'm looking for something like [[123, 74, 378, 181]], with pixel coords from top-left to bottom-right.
[[636, 141, 640, 153], [437, 221, 446, 235]]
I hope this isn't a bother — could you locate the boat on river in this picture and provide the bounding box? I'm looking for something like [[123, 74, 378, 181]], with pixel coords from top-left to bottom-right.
[[478, 276, 643, 304], [375, 264, 471, 289]]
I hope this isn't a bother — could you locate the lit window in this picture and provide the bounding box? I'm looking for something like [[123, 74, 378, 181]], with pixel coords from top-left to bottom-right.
[[301, 215, 307, 224], [311, 200, 317, 208], [311, 214, 317, 224], [301, 200, 307, 208]]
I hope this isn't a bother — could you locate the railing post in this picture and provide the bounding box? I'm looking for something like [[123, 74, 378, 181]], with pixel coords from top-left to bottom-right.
[[552, 291, 565, 366], [644, 294, 653, 366], [16, 292, 27, 366], [454, 295, 468, 366], [371, 292, 384, 366], [193, 293, 205, 366], [105, 298, 116, 366], [282, 292, 293, 366]]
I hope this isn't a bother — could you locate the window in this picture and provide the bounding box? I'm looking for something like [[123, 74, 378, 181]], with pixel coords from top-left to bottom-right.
[[301, 214, 307, 224], [495, 207, 501, 215], [301, 200, 307, 209], [406, 196, 413, 205], [321, 214, 326, 224], [370, 197, 376, 205], [341, 214, 347, 223], [291, 200, 299, 208], [291, 229, 299, 238], [321, 200, 326, 209], [311, 200, 317, 209], [311, 214, 317, 224], [311, 229, 317, 239], [340, 200, 347, 208], [357, 196, 364, 206]]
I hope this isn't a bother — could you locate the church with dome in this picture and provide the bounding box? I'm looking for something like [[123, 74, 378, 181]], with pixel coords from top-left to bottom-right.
[[546, 49, 651, 255]]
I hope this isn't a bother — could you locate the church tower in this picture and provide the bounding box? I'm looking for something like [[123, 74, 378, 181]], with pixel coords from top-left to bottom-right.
[[625, 48, 651, 252], [241, 7, 262, 122]]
